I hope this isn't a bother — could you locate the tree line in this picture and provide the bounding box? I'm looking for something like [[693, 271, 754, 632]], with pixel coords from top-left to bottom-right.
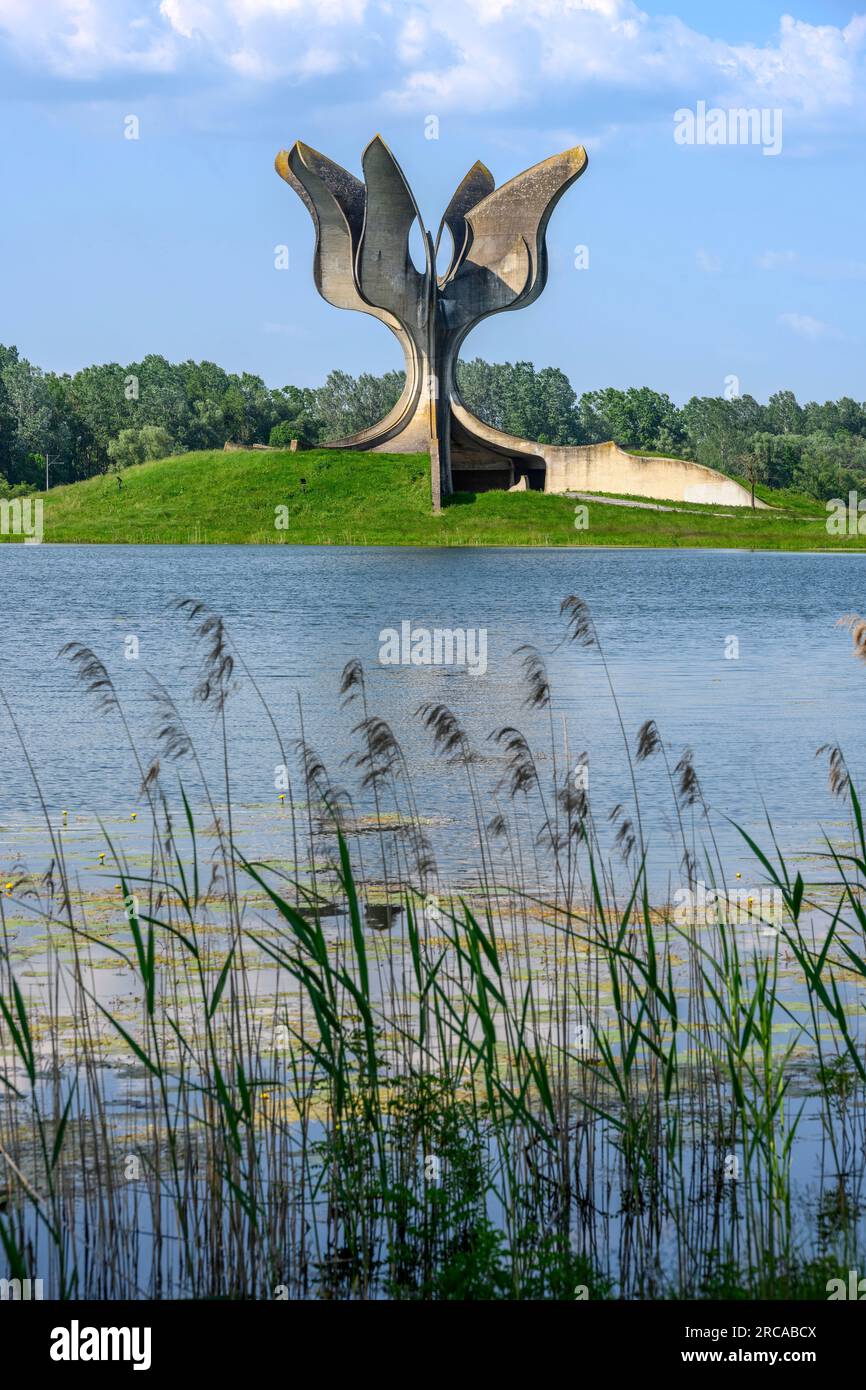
[[1, 344, 863, 501]]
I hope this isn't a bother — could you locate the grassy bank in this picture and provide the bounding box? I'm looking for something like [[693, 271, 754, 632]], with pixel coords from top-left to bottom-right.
[[8, 446, 866, 549]]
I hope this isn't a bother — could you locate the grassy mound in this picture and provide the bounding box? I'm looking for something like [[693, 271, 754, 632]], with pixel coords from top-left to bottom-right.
[[6, 446, 863, 549]]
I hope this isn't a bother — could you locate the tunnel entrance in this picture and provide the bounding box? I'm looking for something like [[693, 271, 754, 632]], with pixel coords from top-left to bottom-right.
[[449, 435, 546, 494]]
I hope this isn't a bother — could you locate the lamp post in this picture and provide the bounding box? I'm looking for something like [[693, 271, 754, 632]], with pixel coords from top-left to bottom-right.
[[43, 455, 65, 490]]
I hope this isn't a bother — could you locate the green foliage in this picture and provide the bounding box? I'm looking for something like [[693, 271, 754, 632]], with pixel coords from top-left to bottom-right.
[[0, 474, 33, 499], [314, 368, 405, 440], [458, 358, 581, 445], [699, 1254, 841, 1301], [108, 425, 174, 470], [580, 384, 686, 453], [0, 347, 321, 483], [268, 386, 324, 448], [1, 340, 864, 501], [269, 417, 318, 449], [0, 343, 71, 484]]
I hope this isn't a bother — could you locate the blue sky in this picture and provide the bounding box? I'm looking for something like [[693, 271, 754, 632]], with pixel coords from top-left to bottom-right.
[[0, 0, 863, 404]]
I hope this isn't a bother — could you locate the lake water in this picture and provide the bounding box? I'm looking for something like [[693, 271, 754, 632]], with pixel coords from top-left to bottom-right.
[[3, 541, 866, 1299], [1, 543, 864, 892]]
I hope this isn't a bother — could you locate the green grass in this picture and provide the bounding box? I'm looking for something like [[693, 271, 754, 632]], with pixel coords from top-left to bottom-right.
[[9, 446, 865, 550]]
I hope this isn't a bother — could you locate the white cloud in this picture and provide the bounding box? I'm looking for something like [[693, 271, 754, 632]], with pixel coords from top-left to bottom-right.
[[778, 311, 836, 338], [0, 0, 863, 137], [0, 0, 370, 80], [725, 14, 866, 114], [696, 249, 721, 273], [0, 0, 178, 77], [159, 0, 370, 84], [396, 12, 428, 65], [381, 2, 866, 118], [756, 250, 799, 270]]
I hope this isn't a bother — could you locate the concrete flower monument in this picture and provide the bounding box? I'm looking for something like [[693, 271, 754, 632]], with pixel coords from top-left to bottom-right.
[[276, 138, 760, 511]]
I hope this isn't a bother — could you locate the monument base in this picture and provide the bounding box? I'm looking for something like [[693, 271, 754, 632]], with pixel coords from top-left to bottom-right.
[[343, 400, 766, 509]]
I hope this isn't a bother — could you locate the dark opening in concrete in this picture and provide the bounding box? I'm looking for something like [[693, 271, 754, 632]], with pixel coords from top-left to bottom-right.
[[449, 436, 547, 494]]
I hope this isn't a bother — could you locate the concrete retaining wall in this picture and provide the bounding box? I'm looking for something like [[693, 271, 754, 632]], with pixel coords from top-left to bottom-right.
[[542, 441, 766, 508], [449, 400, 763, 508]]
